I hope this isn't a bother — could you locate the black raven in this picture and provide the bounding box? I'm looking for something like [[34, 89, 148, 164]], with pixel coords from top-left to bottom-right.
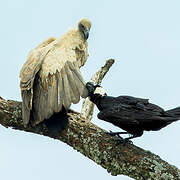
[[86, 82, 180, 144]]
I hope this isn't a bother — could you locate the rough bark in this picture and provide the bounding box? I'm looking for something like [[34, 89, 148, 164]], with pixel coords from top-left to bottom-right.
[[0, 59, 180, 180]]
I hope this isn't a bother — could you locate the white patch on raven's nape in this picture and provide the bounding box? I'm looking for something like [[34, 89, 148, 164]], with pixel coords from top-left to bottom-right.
[[94, 86, 106, 96]]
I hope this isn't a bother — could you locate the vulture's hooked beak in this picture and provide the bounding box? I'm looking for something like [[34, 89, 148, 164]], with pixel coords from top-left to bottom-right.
[[83, 28, 90, 40]]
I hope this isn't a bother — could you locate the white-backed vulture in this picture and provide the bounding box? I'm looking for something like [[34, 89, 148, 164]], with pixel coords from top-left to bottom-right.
[[20, 18, 91, 127]]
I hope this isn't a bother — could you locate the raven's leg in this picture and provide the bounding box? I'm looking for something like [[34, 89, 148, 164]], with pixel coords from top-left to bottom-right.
[[116, 132, 143, 145], [106, 131, 128, 138], [106, 131, 143, 145], [106, 131, 131, 144]]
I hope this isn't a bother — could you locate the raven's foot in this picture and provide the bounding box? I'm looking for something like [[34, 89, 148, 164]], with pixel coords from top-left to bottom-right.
[[106, 131, 133, 145]]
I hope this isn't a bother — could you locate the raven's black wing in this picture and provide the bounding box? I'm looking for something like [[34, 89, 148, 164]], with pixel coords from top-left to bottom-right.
[[97, 96, 177, 133], [115, 96, 164, 113], [97, 104, 138, 124]]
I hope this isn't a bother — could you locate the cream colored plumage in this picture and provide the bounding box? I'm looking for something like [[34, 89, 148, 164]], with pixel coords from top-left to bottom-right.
[[20, 18, 91, 127]]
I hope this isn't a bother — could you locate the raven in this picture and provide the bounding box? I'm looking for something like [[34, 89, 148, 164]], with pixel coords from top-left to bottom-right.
[[86, 82, 180, 144]]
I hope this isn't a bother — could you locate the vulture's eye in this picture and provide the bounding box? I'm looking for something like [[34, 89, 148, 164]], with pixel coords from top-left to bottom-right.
[[80, 24, 85, 30]]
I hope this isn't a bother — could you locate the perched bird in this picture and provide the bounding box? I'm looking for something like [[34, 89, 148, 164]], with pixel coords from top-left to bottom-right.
[[20, 18, 91, 128], [86, 82, 180, 143]]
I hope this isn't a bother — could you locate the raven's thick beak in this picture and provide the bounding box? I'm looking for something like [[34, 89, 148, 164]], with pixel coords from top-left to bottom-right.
[[83, 28, 89, 40], [86, 82, 95, 96]]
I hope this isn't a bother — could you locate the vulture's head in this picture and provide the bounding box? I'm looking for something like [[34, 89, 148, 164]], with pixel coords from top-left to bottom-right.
[[78, 18, 91, 40], [86, 82, 107, 97]]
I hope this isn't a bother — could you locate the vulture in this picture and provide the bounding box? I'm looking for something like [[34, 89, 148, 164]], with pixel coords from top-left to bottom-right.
[[86, 82, 180, 144], [20, 18, 91, 128]]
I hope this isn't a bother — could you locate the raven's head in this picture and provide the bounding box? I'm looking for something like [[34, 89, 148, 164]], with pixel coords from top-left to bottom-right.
[[86, 82, 106, 97]]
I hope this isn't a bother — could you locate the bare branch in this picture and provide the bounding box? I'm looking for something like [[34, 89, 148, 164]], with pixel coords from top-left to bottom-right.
[[81, 59, 115, 121]]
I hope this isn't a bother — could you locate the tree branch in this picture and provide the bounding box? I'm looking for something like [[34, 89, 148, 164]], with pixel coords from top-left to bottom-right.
[[0, 59, 180, 180], [81, 59, 115, 121]]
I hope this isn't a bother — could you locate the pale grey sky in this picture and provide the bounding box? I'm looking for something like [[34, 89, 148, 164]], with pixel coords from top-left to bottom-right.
[[0, 1, 180, 180]]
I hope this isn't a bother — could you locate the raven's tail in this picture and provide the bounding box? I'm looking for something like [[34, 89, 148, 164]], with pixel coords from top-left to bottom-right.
[[166, 107, 180, 120]]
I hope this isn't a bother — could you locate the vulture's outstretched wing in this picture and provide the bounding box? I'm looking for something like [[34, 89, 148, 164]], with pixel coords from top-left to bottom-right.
[[32, 43, 88, 126], [20, 33, 88, 127]]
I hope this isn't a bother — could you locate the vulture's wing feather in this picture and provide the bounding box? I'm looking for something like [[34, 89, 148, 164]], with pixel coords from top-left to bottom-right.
[[64, 63, 80, 104], [21, 90, 31, 126], [61, 68, 71, 110], [68, 61, 88, 98], [31, 40, 88, 126], [20, 37, 56, 89], [20, 37, 56, 127], [32, 76, 48, 124]]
